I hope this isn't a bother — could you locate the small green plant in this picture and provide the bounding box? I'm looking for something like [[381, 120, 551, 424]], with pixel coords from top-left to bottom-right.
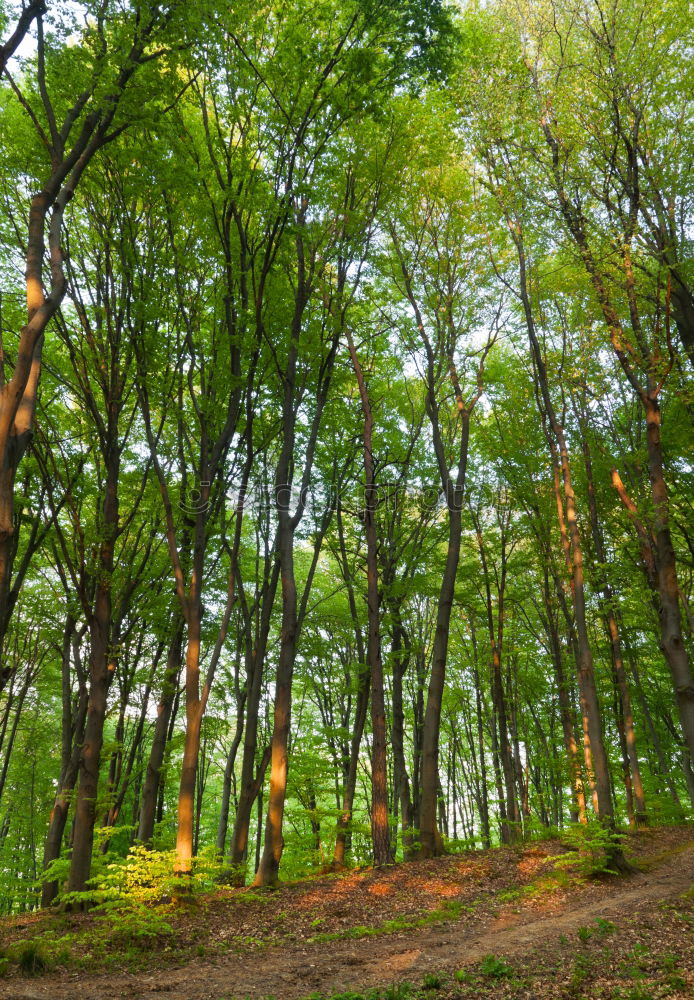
[[382, 985, 413, 1000], [553, 821, 630, 878], [620, 941, 649, 981], [454, 969, 473, 984], [479, 954, 513, 978], [568, 953, 592, 995], [576, 917, 614, 944], [421, 972, 442, 989], [14, 939, 50, 976], [623, 989, 656, 1000], [658, 951, 678, 972]]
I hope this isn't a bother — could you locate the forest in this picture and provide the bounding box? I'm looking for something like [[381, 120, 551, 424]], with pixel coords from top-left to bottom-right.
[[0, 0, 692, 960]]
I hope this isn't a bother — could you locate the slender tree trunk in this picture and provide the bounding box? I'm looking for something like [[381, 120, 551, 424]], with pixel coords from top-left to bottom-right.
[[392, 244, 489, 857], [332, 662, 370, 868], [254, 524, 297, 886], [579, 413, 646, 823], [347, 333, 391, 866], [625, 642, 683, 810], [230, 559, 280, 871], [138, 623, 184, 844], [514, 241, 616, 850], [254, 218, 339, 884], [215, 696, 246, 857], [332, 499, 369, 869], [419, 498, 463, 857], [411, 652, 425, 828], [472, 657, 491, 848], [541, 580, 587, 824], [475, 511, 520, 842], [390, 613, 414, 856], [331, 493, 370, 869], [644, 395, 694, 769], [536, 114, 694, 780], [68, 458, 119, 895], [0, 660, 33, 804]]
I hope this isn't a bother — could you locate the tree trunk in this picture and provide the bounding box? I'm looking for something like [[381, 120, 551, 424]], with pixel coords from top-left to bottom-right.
[[138, 623, 184, 844], [390, 613, 414, 856], [68, 459, 119, 895], [332, 661, 370, 868], [174, 614, 203, 876], [579, 411, 646, 823], [540, 565, 587, 824], [474, 509, 520, 843], [345, 330, 391, 866], [230, 558, 280, 871], [643, 395, 694, 770], [253, 524, 297, 886], [514, 236, 616, 846], [215, 695, 246, 857]]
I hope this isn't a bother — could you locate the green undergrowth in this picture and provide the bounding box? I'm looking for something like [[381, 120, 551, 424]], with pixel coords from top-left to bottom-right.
[[1, 830, 692, 982], [301, 954, 529, 1000], [309, 897, 481, 944], [299, 895, 694, 1000], [300, 934, 692, 1000], [550, 821, 636, 879]]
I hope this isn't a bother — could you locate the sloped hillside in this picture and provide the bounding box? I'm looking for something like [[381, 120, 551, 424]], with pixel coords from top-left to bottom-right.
[[1, 826, 693, 1000]]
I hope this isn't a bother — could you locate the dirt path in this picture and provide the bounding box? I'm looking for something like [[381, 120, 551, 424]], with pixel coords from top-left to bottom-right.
[[5, 842, 694, 1000]]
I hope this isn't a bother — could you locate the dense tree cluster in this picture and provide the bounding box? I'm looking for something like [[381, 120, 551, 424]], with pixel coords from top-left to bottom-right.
[[0, 0, 692, 911]]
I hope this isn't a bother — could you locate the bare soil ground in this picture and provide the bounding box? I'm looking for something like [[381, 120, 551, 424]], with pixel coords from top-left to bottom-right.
[[2, 825, 693, 1000]]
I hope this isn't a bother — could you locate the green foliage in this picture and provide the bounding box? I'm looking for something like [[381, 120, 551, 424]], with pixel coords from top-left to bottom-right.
[[568, 954, 593, 995], [13, 939, 50, 976], [54, 846, 230, 943], [454, 969, 473, 984], [310, 897, 473, 944], [553, 822, 631, 878], [382, 985, 413, 1000], [0, 0, 693, 928], [421, 972, 443, 989], [478, 954, 513, 979]]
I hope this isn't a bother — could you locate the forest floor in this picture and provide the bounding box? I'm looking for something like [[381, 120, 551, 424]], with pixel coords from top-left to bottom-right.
[[1, 825, 693, 1000]]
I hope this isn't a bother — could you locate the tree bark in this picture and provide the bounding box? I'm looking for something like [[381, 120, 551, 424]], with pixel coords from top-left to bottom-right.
[[68, 454, 119, 894], [578, 416, 646, 823], [345, 329, 392, 866], [138, 622, 184, 844], [512, 232, 615, 841]]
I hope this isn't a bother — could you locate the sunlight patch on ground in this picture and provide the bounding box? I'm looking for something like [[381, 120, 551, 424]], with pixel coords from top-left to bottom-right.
[[367, 883, 392, 896], [372, 947, 420, 973], [517, 856, 545, 876]]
